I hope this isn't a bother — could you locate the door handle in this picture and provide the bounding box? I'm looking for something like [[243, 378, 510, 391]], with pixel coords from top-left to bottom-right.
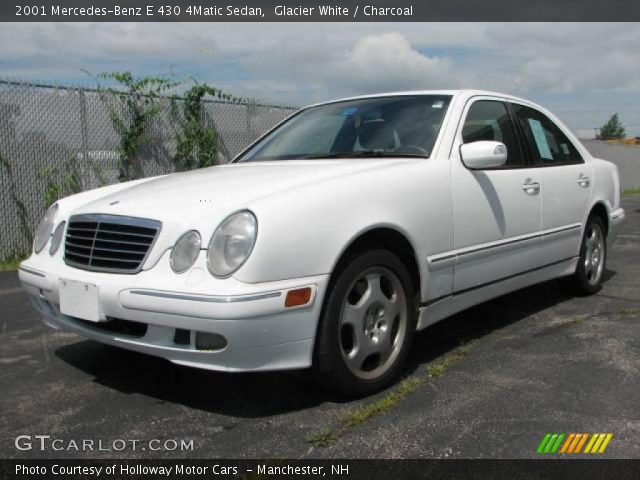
[[522, 180, 540, 195], [577, 174, 590, 188]]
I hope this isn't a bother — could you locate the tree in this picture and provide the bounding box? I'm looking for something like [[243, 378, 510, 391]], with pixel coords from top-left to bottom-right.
[[172, 81, 243, 170], [84, 70, 181, 181], [599, 113, 626, 140]]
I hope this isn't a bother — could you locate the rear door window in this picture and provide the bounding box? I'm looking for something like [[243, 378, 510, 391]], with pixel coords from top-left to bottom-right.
[[510, 104, 583, 166]]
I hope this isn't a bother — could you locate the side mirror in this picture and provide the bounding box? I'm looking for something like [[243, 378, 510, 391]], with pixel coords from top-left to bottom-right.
[[460, 141, 507, 169]]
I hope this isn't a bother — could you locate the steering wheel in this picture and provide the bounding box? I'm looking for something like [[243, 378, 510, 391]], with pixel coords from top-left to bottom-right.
[[393, 144, 429, 155]]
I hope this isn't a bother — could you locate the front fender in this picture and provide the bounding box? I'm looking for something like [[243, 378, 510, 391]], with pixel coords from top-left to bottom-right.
[[236, 159, 454, 302]]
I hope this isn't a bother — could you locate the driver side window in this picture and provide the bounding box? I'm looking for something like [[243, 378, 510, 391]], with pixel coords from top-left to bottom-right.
[[462, 100, 524, 167]]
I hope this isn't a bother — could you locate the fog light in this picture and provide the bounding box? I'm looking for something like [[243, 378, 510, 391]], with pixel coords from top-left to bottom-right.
[[49, 221, 66, 255], [285, 287, 312, 307], [171, 230, 201, 273], [195, 332, 227, 351]]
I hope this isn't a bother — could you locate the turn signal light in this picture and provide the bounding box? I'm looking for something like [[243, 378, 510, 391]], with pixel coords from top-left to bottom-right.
[[285, 287, 312, 308]]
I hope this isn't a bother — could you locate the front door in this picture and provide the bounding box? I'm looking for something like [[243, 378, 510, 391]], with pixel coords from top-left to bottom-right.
[[451, 98, 542, 292]]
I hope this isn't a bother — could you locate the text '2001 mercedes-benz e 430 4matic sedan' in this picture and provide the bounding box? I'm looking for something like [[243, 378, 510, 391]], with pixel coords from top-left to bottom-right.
[[20, 90, 625, 396]]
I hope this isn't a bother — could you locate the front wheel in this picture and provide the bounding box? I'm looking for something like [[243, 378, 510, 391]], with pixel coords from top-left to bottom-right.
[[313, 250, 417, 397], [570, 216, 607, 295]]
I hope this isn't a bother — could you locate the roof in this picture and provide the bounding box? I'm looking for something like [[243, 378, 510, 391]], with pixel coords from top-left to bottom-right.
[[306, 89, 538, 109]]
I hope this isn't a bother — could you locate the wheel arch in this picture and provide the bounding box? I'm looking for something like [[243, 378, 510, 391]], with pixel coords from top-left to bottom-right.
[[588, 202, 610, 235], [327, 226, 421, 299], [312, 228, 421, 388]]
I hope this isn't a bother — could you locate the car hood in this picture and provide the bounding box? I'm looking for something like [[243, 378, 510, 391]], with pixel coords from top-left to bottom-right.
[[72, 159, 411, 223]]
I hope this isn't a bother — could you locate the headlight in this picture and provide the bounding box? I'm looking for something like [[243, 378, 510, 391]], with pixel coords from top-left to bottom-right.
[[33, 204, 58, 253], [207, 211, 257, 278], [170, 230, 201, 273], [49, 221, 66, 255]]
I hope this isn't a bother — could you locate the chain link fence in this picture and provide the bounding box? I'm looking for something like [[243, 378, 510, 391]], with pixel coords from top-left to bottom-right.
[[0, 78, 298, 261]]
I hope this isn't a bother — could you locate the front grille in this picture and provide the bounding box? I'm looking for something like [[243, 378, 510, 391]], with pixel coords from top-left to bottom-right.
[[64, 214, 161, 273]]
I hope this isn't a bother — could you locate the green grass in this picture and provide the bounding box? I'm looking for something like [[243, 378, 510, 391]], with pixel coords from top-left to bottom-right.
[[622, 187, 640, 196], [0, 254, 26, 271], [305, 428, 339, 448], [426, 363, 446, 378], [618, 308, 640, 316], [305, 376, 427, 448], [305, 343, 474, 448], [340, 377, 426, 429], [426, 344, 471, 378]]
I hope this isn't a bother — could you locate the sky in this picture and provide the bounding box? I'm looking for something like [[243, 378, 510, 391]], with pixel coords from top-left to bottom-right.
[[1, 22, 640, 135]]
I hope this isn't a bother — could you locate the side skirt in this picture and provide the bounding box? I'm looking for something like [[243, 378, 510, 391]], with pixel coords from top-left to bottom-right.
[[416, 256, 578, 330]]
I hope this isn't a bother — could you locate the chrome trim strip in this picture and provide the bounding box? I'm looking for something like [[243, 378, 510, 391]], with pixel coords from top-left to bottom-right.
[[456, 231, 540, 257], [19, 266, 46, 278], [429, 253, 456, 264], [67, 213, 162, 229], [128, 289, 282, 304], [541, 223, 582, 237], [611, 209, 625, 221], [428, 224, 583, 268]]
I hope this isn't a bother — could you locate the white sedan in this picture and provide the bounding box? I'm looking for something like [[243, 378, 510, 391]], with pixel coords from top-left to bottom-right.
[[19, 90, 625, 396]]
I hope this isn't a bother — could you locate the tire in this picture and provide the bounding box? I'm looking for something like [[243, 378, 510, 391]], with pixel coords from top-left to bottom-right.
[[313, 249, 418, 397], [570, 215, 607, 295]]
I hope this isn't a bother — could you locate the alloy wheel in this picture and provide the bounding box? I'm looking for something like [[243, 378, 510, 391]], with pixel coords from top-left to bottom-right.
[[584, 222, 605, 286], [338, 266, 408, 380]]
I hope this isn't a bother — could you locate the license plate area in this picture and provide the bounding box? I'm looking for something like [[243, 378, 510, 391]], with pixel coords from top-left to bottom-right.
[[59, 279, 102, 322]]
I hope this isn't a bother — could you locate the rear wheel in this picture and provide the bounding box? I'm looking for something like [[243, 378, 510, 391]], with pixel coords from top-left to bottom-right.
[[313, 250, 417, 397], [570, 215, 607, 295]]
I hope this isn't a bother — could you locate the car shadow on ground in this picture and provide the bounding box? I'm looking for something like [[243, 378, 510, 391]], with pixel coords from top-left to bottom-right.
[[54, 271, 615, 418]]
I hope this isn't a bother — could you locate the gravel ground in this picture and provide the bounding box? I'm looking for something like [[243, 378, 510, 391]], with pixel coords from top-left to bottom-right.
[[1, 196, 639, 460]]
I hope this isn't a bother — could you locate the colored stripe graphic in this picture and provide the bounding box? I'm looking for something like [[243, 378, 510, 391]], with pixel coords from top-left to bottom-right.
[[545, 434, 559, 453], [537, 434, 552, 453], [591, 434, 606, 453], [537, 433, 565, 453], [584, 434, 599, 453], [569, 434, 581, 453], [550, 434, 565, 453], [560, 433, 575, 454], [538, 433, 613, 454], [598, 434, 613, 453], [575, 433, 589, 453], [585, 433, 613, 453]]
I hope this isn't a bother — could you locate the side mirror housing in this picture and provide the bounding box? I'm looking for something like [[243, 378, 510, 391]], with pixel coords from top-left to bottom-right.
[[460, 141, 507, 169]]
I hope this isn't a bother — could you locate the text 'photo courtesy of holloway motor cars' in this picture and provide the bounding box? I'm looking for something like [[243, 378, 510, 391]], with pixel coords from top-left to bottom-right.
[[19, 90, 625, 397]]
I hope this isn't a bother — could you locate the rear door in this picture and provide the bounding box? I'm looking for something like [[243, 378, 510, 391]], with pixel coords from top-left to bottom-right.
[[510, 103, 591, 263]]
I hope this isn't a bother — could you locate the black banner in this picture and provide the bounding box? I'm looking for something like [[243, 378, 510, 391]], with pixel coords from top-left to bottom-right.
[[2, 459, 640, 480], [3, 0, 640, 22]]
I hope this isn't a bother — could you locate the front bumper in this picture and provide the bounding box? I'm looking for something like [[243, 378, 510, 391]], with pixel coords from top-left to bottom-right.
[[19, 251, 329, 372]]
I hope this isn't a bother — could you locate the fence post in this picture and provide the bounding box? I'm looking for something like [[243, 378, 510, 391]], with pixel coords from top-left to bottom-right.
[[79, 89, 90, 187]]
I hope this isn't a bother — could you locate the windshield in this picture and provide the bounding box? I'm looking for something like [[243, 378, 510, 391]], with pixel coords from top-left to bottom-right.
[[237, 95, 452, 162]]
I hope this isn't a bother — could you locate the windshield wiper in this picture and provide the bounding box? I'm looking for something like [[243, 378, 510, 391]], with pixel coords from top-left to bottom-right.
[[298, 151, 429, 159]]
